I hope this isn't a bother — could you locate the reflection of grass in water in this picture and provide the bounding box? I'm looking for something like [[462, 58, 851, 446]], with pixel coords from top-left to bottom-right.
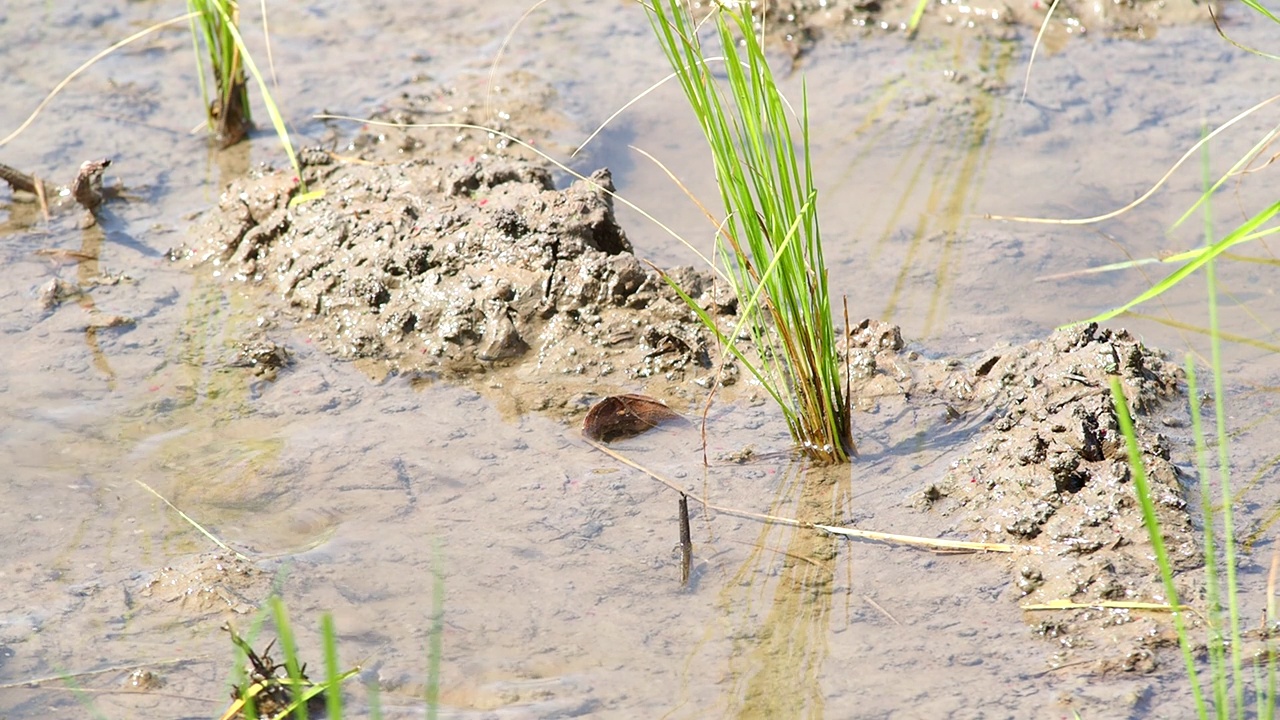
[[717, 463, 849, 718], [826, 37, 1016, 338], [128, 275, 290, 551]]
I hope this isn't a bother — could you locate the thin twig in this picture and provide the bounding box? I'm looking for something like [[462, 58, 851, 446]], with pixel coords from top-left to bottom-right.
[[586, 439, 1020, 553], [134, 479, 251, 561], [679, 494, 692, 586], [862, 595, 903, 626]]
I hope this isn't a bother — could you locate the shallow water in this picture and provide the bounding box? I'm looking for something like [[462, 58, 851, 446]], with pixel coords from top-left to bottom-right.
[[4, 1, 1280, 717]]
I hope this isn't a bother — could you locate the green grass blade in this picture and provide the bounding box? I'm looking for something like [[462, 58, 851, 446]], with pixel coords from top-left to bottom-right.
[[1238, 0, 1280, 29], [1187, 361, 1228, 717], [1198, 130, 1244, 717], [54, 668, 111, 720], [208, 1, 305, 191], [1172, 124, 1280, 232], [907, 0, 930, 34], [186, 1, 213, 129], [322, 613, 343, 720], [368, 679, 384, 720], [1205, 218, 1245, 720], [270, 596, 309, 720], [644, 0, 849, 461], [427, 539, 445, 720], [1109, 378, 1208, 716], [1075, 199, 1280, 326], [1197, 137, 1232, 718]]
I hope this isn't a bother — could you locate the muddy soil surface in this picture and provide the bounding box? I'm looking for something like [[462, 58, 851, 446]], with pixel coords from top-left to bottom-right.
[[915, 324, 1200, 671], [12, 0, 1279, 716], [770, 0, 1216, 46], [178, 84, 1199, 671]]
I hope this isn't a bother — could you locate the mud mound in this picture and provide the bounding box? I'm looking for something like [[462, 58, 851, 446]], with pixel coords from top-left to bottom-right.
[[178, 152, 729, 396], [918, 324, 1199, 670]]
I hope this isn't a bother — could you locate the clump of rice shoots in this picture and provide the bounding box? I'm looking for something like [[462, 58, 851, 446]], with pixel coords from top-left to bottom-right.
[[644, 0, 854, 463], [189, 0, 252, 147]]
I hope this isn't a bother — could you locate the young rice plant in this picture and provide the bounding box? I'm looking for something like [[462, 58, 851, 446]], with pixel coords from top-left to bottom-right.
[[644, 0, 854, 464]]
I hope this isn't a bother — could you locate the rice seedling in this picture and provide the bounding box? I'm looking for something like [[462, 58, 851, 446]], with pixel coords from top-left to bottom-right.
[[643, 0, 854, 463], [223, 601, 361, 720], [188, 0, 252, 148], [188, 0, 306, 191], [220, 555, 445, 720], [2, 4, 305, 195]]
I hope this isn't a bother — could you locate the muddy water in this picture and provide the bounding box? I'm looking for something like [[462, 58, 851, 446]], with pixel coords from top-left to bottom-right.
[[5, 1, 1280, 718]]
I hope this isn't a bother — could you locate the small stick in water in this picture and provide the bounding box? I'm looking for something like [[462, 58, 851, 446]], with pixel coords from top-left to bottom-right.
[[679, 493, 692, 587]]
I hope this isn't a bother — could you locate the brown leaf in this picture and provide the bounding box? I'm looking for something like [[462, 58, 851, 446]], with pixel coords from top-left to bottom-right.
[[583, 393, 682, 442]]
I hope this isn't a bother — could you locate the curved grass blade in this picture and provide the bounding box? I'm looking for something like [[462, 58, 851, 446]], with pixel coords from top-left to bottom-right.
[[1071, 199, 1280, 326]]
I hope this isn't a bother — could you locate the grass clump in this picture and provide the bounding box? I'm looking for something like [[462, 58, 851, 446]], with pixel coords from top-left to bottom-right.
[[189, 0, 252, 148], [644, 0, 853, 464], [222, 554, 447, 720], [222, 600, 359, 720], [188, 0, 305, 191]]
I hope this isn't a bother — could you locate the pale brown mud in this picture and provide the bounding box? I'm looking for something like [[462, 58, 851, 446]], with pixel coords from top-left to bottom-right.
[[6, 0, 1280, 718]]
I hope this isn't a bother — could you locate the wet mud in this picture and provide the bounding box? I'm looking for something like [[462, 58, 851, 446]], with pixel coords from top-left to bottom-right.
[[915, 324, 1200, 671], [10, 0, 1277, 715], [177, 84, 1199, 672], [769, 0, 1217, 47], [838, 319, 1200, 670]]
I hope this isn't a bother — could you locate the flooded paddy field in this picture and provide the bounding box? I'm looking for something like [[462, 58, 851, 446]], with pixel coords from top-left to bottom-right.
[[4, 1, 1280, 717]]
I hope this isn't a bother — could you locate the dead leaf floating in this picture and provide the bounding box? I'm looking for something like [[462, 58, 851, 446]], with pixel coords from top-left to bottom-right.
[[583, 393, 683, 442]]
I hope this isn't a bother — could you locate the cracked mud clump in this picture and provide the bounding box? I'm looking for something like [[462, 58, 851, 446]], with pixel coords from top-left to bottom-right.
[[918, 323, 1200, 671], [176, 115, 733, 412]]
